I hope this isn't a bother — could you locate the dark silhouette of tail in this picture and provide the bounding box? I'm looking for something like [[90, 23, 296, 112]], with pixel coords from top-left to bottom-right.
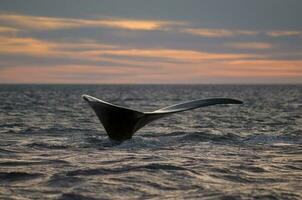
[[82, 94, 242, 141]]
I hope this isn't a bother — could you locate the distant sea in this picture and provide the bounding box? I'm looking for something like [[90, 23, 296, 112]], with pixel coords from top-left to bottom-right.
[[0, 84, 301, 199]]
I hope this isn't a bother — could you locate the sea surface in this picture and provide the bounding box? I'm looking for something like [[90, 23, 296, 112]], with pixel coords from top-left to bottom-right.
[[0, 84, 301, 200]]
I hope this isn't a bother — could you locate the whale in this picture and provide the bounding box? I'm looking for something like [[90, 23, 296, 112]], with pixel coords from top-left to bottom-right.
[[82, 94, 243, 142]]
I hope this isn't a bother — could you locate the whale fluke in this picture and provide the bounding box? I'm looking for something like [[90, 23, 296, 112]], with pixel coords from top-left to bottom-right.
[[82, 94, 242, 141]]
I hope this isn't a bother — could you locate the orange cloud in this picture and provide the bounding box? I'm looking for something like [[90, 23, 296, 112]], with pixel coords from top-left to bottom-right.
[[0, 35, 259, 64], [266, 31, 302, 37], [92, 19, 179, 30], [0, 14, 182, 31], [0, 36, 121, 60], [224, 60, 302, 76], [0, 34, 301, 83], [1, 58, 301, 83], [0, 36, 55, 56], [225, 42, 273, 49], [0, 26, 18, 33], [184, 28, 302, 38], [90, 49, 257, 61], [183, 28, 258, 37], [2, 13, 302, 41], [0, 65, 165, 83]]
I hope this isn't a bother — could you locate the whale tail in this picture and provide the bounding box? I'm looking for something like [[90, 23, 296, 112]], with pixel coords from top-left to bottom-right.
[[82, 94, 243, 141]]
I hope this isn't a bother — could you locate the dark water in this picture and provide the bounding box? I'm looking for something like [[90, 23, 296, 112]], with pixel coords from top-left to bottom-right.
[[0, 84, 301, 200]]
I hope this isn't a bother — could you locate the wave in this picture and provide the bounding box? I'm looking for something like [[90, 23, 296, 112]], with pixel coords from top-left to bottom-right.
[[0, 172, 42, 183], [26, 142, 69, 150], [0, 159, 69, 166], [58, 193, 98, 200], [46, 175, 82, 188], [65, 163, 197, 177]]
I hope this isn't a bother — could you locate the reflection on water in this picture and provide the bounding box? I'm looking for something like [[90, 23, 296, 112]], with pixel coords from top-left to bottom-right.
[[0, 85, 301, 199]]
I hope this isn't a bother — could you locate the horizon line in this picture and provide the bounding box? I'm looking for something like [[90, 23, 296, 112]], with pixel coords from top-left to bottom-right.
[[0, 82, 301, 85]]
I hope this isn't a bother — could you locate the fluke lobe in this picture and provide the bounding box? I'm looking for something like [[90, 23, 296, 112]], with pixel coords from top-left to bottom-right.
[[82, 94, 243, 142]]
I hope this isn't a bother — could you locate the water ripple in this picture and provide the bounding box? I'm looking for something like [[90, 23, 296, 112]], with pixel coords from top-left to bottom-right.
[[0, 84, 301, 199]]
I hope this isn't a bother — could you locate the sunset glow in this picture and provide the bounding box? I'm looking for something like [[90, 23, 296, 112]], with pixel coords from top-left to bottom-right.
[[0, 1, 301, 84]]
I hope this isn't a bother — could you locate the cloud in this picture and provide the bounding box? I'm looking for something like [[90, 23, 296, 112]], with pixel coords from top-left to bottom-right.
[[0, 36, 121, 60], [0, 35, 259, 64], [0, 35, 300, 83], [225, 59, 302, 76], [225, 42, 273, 50], [0, 63, 197, 83], [0, 26, 19, 33], [266, 31, 302, 37], [2, 13, 301, 41], [0, 65, 126, 83], [184, 28, 302, 38], [0, 27, 300, 83], [0, 35, 300, 84], [0, 36, 55, 56], [1, 58, 301, 84], [0, 14, 183, 31], [90, 49, 258, 62], [183, 28, 258, 37], [1, 35, 280, 84]]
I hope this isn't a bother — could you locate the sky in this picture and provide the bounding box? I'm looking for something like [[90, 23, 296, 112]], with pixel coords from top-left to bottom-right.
[[0, 0, 301, 84]]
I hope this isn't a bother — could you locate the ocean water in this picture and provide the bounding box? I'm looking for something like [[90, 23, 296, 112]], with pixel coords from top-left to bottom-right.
[[0, 84, 301, 200]]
